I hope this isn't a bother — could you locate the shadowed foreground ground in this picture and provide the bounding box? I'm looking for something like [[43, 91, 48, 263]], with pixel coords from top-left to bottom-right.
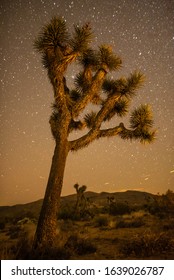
[[0, 190, 174, 259]]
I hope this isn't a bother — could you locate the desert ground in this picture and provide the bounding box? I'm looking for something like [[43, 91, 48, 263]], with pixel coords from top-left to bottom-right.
[[0, 190, 174, 260]]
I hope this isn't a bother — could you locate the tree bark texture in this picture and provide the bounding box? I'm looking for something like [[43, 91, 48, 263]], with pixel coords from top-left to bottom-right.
[[33, 134, 69, 251]]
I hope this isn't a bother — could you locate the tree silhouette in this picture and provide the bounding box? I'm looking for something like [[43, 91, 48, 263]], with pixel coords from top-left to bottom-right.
[[33, 16, 156, 251], [74, 183, 87, 216]]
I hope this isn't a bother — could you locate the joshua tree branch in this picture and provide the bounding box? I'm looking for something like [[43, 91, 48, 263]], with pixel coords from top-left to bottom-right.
[[98, 125, 123, 138], [93, 94, 121, 129], [69, 123, 123, 151], [72, 68, 107, 117], [69, 118, 156, 151]]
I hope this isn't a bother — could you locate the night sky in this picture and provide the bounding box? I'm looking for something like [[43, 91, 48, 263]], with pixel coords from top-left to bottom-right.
[[0, 0, 174, 206]]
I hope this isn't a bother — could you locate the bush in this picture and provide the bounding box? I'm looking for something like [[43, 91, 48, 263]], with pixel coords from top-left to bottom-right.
[[0, 243, 13, 260], [144, 190, 174, 218], [119, 232, 174, 258], [94, 215, 109, 227], [31, 245, 71, 260], [161, 218, 174, 230], [58, 204, 93, 221], [15, 234, 71, 260], [6, 225, 22, 239], [58, 205, 76, 220], [0, 222, 5, 230], [13, 212, 38, 224], [109, 202, 131, 216], [65, 234, 96, 256], [116, 217, 145, 228]]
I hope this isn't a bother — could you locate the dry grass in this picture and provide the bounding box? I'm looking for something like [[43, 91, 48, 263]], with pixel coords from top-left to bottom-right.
[[119, 231, 174, 258], [1, 209, 174, 260]]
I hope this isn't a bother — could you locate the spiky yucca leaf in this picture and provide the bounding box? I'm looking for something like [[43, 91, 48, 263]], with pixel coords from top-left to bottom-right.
[[102, 77, 126, 95], [69, 119, 84, 131], [99, 45, 122, 71], [113, 99, 129, 117], [103, 72, 144, 98], [51, 102, 58, 111], [103, 99, 129, 121], [119, 127, 156, 144], [130, 104, 154, 129], [121, 72, 145, 97], [69, 89, 81, 101], [102, 78, 117, 94], [50, 110, 59, 121], [74, 72, 90, 92], [49, 110, 60, 139], [78, 49, 99, 69], [70, 23, 93, 53], [84, 112, 97, 128], [34, 17, 69, 53], [41, 52, 52, 69], [127, 71, 145, 90], [139, 129, 156, 144]]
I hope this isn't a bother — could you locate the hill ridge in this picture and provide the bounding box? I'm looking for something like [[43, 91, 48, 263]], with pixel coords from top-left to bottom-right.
[[0, 190, 155, 221]]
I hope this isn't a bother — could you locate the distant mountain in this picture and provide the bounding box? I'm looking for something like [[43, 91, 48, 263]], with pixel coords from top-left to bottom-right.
[[0, 190, 155, 221]]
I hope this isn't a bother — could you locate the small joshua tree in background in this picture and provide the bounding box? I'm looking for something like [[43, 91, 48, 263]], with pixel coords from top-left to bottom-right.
[[74, 183, 87, 216]]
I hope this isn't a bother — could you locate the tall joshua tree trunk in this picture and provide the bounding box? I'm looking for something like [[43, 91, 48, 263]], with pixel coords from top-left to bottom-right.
[[33, 135, 69, 250], [33, 17, 156, 253]]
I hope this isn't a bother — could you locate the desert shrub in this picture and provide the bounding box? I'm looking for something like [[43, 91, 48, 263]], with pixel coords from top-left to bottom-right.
[[119, 232, 174, 258], [15, 235, 33, 259], [94, 215, 109, 227], [116, 216, 145, 228], [145, 203, 167, 218], [0, 243, 16, 260], [161, 218, 174, 230], [0, 222, 5, 230], [58, 205, 76, 220], [128, 210, 149, 218], [6, 225, 22, 239], [108, 219, 117, 228], [58, 204, 92, 221], [109, 202, 131, 216], [144, 190, 174, 218], [0, 232, 33, 260], [14, 232, 71, 260], [13, 212, 38, 224], [1, 230, 78, 260], [65, 234, 96, 256], [24, 211, 38, 221], [31, 245, 71, 260]]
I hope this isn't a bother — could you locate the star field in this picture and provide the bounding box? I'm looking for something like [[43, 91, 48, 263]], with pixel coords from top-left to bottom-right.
[[0, 0, 174, 205]]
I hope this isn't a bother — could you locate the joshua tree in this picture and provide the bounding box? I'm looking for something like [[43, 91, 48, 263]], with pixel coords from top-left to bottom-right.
[[33, 16, 156, 251], [74, 183, 87, 215], [107, 196, 115, 206]]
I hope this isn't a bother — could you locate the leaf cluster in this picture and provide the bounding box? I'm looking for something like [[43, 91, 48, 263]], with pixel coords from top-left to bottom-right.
[[103, 71, 145, 98], [99, 45, 122, 71], [84, 112, 97, 129], [69, 23, 93, 53], [34, 17, 157, 147], [119, 105, 156, 144], [103, 98, 129, 120], [130, 104, 154, 129], [34, 17, 93, 72], [34, 17, 69, 53]]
